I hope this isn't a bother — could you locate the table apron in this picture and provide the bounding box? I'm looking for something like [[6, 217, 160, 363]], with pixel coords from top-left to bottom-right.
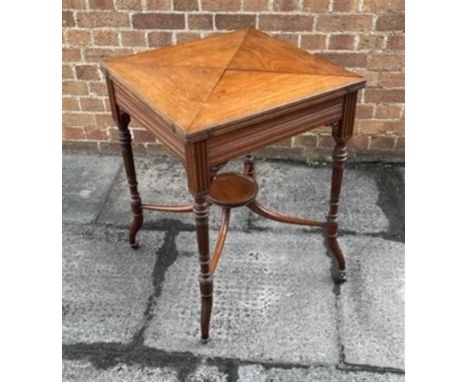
[[207, 97, 343, 165], [114, 81, 186, 161]]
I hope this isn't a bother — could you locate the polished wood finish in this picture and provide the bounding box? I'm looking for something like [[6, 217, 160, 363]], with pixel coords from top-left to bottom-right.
[[325, 92, 358, 283], [103, 27, 364, 143], [141, 203, 193, 213], [243, 154, 255, 177], [248, 201, 325, 228], [103, 28, 365, 342], [209, 207, 231, 274], [108, 84, 144, 249], [208, 173, 258, 208]]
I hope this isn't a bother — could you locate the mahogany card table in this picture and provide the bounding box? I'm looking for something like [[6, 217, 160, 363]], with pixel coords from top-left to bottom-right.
[[102, 28, 366, 343]]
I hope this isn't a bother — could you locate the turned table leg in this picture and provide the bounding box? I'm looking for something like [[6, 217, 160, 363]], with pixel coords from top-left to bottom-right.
[[117, 111, 143, 249], [243, 153, 255, 177], [186, 141, 213, 343], [193, 195, 212, 342], [325, 92, 357, 282], [326, 131, 348, 283]]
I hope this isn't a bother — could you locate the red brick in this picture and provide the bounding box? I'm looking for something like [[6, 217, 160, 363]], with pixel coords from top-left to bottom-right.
[[88, 82, 108, 96], [132, 128, 156, 142], [356, 104, 374, 119], [121, 31, 147, 47], [376, 14, 405, 31], [369, 54, 404, 71], [359, 119, 403, 134], [215, 14, 256, 30], [65, 30, 92, 45], [80, 97, 105, 112], [75, 65, 101, 80], [319, 52, 367, 67], [387, 35, 404, 50], [301, 34, 327, 50], [272, 0, 300, 11], [84, 48, 132, 63], [358, 34, 386, 50], [272, 33, 299, 46], [146, 0, 171, 9], [243, 0, 270, 11], [76, 12, 130, 28], [316, 15, 373, 31], [84, 127, 107, 140], [349, 135, 370, 150], [63, 97, 80, 111], [93, 30, 119, 46], [107, 127, 120, 141], [259, 15, 314, 32], [395, 136, 404, 149], [380, 72, 404, 88], [175, 32, 202, 44], [364, 0, 404, 12], [188, 14, 213, 30], [375, 104, 402, 119], [62, 0, 87, 9], [132, 13, 185, 29], [62, 11, 75, 27], [63, 127, 85, 140], [174, 0, 199, 10], [62, 64, 75, 79], [115, 0, 142, 10], [63, 47, 81, 62], [95, 113, 114, 127], [365, 88, 404, 103], [370, 136, 395, 150], [360, 71, 379, 87], [303, 0, 329, 12], [63, 80, 89, 95], [201, 0, 241, 11], [147, 31, 173, 47], [88, 0, 114, 9], [328, 34, 355, 50], [63, 112, 96, 127], [332, 0, 359, 12]]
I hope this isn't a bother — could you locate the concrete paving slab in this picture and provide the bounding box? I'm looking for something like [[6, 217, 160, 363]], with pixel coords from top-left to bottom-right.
[[63, 154, 121, 224], [98, 156, 249, 230], [186, 364, 228, 382], [339, 236, 405, 370], [250, 161, 389, 234], [62, 360, 179, 382], [238, 364, 404, 381], [145, 231, 339, 364], [62, 224, 164, 344]]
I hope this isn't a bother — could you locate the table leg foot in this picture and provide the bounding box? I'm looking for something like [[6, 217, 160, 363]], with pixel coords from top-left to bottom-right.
[[332, 267, 347, 283], [325, 229, 347, 283]]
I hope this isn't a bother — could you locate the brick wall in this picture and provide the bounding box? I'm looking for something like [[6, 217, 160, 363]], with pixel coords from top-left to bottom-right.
[[62, 0, 405, 162]]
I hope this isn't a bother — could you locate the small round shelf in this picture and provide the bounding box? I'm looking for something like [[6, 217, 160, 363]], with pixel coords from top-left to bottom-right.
[[208, 172, 258, 208]]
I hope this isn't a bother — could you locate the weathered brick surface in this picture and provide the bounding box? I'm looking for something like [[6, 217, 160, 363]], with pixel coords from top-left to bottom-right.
[[215, 14, 256, 30], [62, 0, 405, 162]]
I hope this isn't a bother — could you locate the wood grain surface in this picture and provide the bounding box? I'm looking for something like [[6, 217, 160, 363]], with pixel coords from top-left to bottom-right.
[[103, 28, 365, 139]]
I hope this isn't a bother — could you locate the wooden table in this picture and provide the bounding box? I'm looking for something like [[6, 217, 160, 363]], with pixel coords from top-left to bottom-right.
[[102, 28, 366, 343]]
